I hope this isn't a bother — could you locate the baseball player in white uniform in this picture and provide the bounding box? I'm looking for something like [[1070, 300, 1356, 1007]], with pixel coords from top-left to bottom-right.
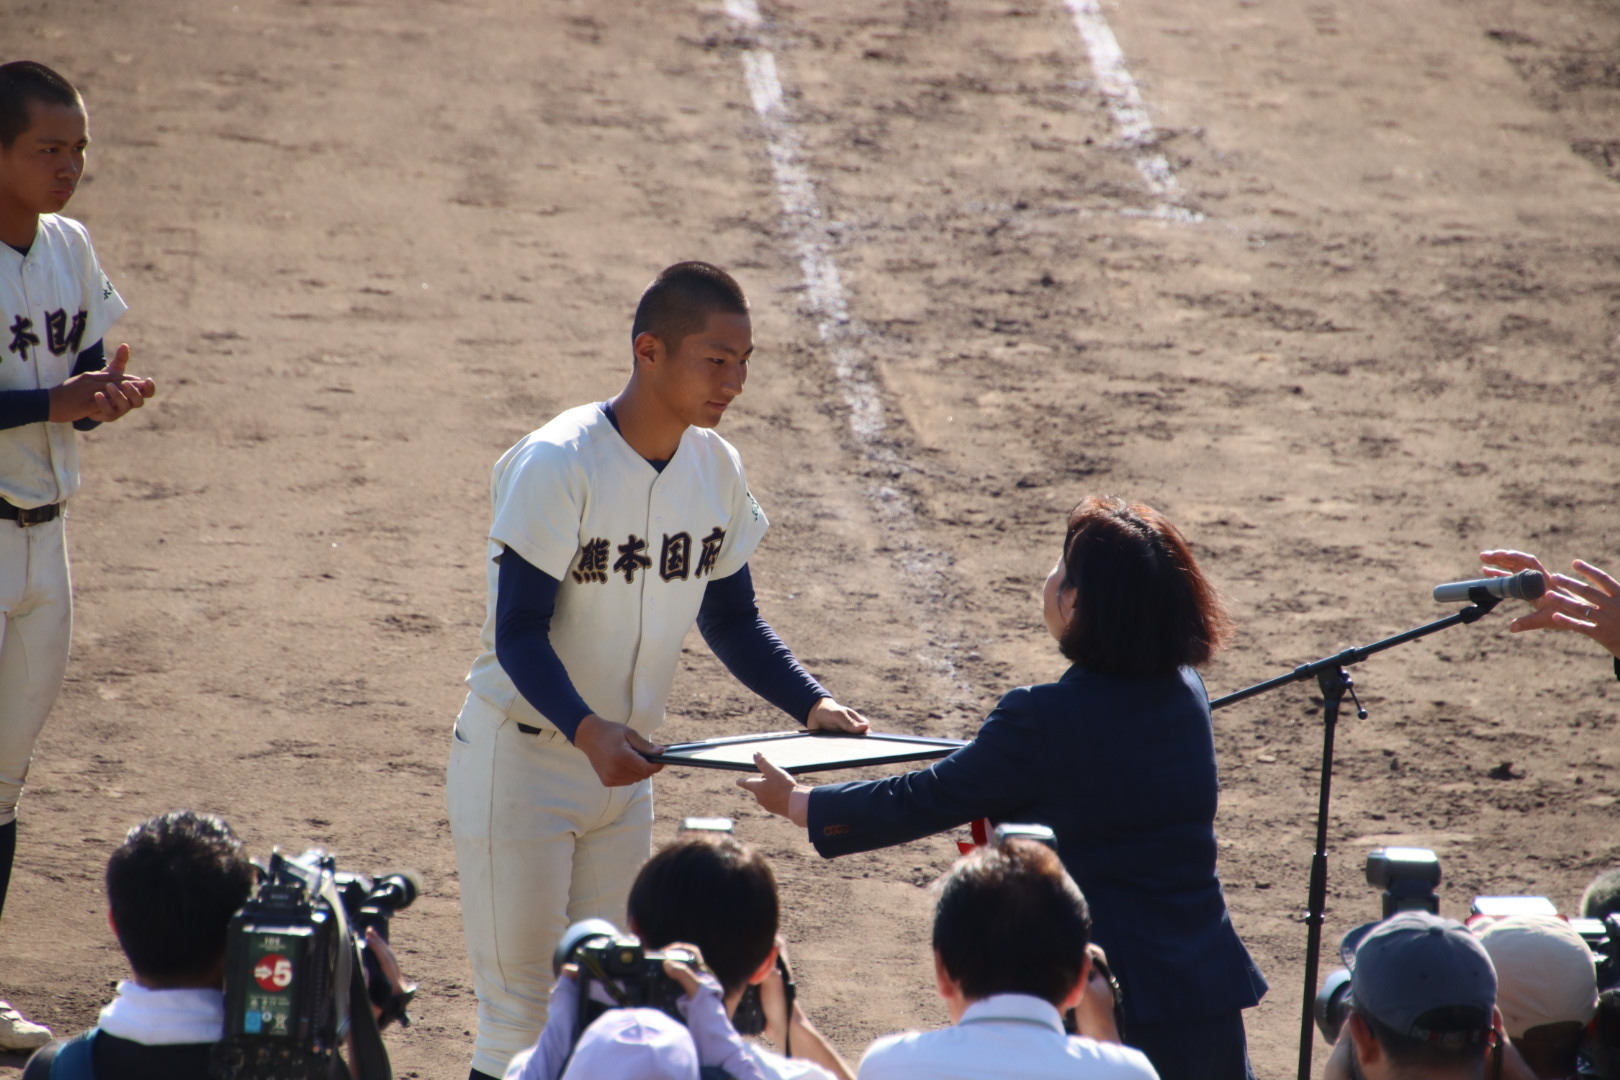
[[0, 60, 156, 1047], [448, 262, 867, 1080]]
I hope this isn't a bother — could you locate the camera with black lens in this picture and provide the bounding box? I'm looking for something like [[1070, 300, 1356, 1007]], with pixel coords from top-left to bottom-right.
[[211, 849, 418, 1080], [1314, 847, 1444, 1044], [1314, 968, 1355, 1045], [553, 919, 699, 1043]]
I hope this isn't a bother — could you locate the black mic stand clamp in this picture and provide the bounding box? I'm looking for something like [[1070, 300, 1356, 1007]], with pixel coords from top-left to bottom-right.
[[1208, 589, 1502, 1080]]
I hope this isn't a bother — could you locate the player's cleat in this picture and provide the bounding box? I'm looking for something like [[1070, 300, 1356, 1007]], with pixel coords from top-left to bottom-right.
[[0, 1000, 52, 1051]]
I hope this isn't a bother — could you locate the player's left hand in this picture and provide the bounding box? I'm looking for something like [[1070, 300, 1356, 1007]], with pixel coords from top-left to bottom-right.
[[805, 697, 870, 734], [737, 752, 811, 827]]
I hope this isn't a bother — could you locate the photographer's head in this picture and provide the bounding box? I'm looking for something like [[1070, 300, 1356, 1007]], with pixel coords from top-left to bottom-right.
[[931, 839, 1092, 1022], [1581, 866, 1620, 921], [1475, 916, 1598, 1080], [105, 810, 255, 989], [627, 835, 779, 1010], [1343, 912, 1499, 1080]]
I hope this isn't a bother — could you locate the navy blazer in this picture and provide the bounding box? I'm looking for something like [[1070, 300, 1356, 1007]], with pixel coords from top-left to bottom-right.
[[808, 664, 1268, 1026]]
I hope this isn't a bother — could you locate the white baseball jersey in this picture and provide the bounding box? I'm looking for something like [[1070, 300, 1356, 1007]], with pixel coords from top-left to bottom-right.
[[464, 403, 769, 735], [0, 213, 127, 508]]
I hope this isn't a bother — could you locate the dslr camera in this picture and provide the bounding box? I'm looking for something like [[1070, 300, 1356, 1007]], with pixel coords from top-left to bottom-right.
[[211, 849, 418, 1080], [1315, 847, 1444, 1043], [553, 919, 700, 1044]]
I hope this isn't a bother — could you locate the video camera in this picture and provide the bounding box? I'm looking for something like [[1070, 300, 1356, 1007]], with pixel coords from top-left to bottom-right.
[[211, 849, 418, 1080]]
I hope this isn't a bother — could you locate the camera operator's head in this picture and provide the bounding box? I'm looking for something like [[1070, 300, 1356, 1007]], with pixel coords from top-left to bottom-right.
[[1342, 912, 1499, 1080], [1475, 915, 1598, 1080], [105, 810, 255, 989], [931, 839, 1092, 1022], [626, 835, 779, 1010]]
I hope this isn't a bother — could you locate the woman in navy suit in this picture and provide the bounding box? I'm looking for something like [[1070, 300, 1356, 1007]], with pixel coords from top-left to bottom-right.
[[740, 496, 1267, 1080]]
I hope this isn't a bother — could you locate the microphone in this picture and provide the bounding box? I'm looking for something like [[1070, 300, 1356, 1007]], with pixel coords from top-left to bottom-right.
[[1432, 569, 1546, 604]]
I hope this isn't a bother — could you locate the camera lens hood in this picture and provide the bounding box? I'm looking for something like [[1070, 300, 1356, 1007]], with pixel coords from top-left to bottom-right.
[[553, 918, 622, 976]]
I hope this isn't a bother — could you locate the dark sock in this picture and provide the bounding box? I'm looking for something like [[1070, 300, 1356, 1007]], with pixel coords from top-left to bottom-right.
[[0, 819, 15, 921], [470, 1071, 501, 1080]]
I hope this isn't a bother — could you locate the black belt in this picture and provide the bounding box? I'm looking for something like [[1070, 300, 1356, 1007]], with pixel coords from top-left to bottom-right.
[[0, 500, 61, 526]]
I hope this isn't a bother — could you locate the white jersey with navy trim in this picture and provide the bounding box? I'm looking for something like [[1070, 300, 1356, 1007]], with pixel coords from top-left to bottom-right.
[[0, 213, 127, 508], [464, 403, 768, 736]]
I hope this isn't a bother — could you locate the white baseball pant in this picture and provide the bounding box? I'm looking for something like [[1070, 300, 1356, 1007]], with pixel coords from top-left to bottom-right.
[[0, 516, 72, 826], [447, 691, 654, 1079]]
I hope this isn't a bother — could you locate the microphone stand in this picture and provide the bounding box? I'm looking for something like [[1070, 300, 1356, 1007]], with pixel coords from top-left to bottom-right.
[[1208, 588, 1504, 1080]]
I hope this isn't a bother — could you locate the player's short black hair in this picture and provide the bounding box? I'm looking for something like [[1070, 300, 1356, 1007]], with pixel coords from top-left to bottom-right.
[[932, 839, 1091, 1008], [1581, 866, 1620, 919], [105, 810, 256, 984], [631, 262, 750, 354], [627, 835, 778, 996], [1056, 495, 1232, 678], [0, 61, 83, 149]]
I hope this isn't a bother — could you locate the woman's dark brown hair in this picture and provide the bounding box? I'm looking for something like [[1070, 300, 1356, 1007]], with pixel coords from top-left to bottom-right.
[[1056, 495, 1231, 677]]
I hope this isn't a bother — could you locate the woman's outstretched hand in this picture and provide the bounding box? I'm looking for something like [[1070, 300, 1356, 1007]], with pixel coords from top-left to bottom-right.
[[737, 753, 811, 827]]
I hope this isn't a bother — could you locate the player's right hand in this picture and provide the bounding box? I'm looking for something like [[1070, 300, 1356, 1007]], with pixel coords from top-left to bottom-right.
[[574, 713, 665, 787]]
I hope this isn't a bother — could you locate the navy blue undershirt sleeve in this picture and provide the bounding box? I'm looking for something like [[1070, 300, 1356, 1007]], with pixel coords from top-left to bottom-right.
[[698, 565, 830, 724], [71, 340, 107, 432], [0, 387, 49, 431], [0, 339, 106, 432], [494, 548, 595, 741]]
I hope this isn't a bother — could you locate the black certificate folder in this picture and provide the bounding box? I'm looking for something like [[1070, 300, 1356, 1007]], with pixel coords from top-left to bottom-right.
[[646, 731, 968, 774]]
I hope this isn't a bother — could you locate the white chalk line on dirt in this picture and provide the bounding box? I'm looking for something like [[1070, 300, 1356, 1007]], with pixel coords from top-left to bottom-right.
[[723, 0, 973, 705], [1061, 0, 1202, 223]]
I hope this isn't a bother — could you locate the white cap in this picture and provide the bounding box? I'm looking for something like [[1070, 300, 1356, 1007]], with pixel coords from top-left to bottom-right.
[[559, 1008, 700, 1080], [1475, 915, 1599, 1039]]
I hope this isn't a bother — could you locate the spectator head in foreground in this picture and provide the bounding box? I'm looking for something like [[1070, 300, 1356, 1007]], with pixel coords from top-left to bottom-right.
[[855, 837, 1158, 1080], [1342, 911, 1499, 1080], [1475, 915, 1598, 1080], [105, 809, 256, 988], [558, 1008, 699, 1080], [1581, 866, 1620, 921], [931, 838, 1092, 1019]]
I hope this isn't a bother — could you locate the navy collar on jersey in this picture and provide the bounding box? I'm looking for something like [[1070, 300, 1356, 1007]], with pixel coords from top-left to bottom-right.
[[598, 400, 670, 473]]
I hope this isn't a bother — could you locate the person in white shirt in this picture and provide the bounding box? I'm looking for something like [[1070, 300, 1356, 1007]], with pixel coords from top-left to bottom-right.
[[857, 839, 1158, 1080]]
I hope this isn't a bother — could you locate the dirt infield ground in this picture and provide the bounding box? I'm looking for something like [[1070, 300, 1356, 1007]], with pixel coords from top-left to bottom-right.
[[3, 0, 1619, 1076]]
